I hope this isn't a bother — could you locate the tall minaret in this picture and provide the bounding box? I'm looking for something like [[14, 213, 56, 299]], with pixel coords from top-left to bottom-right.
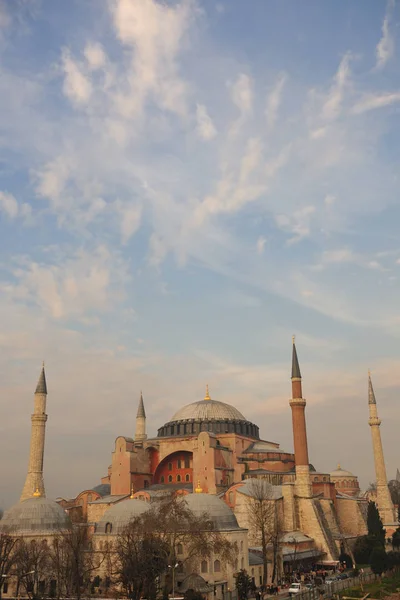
[[135, 391, 147, 442], [289, 337, 312, 497], [21, 364, 48, 501], [368, 371, 396, 527]]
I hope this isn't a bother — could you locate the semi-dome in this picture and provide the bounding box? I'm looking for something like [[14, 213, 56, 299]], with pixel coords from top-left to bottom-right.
[[171, 399, 246, 422], [158, 391, 260, 440], [184, 493, 240, 531], [95, 498, 150, 535], [330, 464, 355, 478], [0, 496, 71, 535]]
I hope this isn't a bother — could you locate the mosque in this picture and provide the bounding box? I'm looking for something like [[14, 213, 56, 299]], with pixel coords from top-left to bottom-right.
[[1, 340, 398, 598]]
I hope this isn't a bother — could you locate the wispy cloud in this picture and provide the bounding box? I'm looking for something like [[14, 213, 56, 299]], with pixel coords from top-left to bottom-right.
[[376, 0, 395, 69], [321, 53, 352, 121], [352, 91, 400, 114], [265, 72, 286, 129]]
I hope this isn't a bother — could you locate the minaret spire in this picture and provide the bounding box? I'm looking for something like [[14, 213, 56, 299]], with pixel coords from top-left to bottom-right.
[[21, 364, 48, 501], [289, 337, 311, 497], [368, 371, 396, 529], [135, 391, 147, 442]]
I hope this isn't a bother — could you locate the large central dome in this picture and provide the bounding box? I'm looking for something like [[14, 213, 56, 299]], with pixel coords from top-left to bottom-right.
[[157, 391, 259, 439], [171, 399, 246, 422]]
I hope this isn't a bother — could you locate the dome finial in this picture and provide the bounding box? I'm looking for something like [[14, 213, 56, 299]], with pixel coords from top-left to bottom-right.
[[130, 482, 135, 499], [195, 480, 203, 493], [337, 463, 341, 470], [33, 488, 41, 497], [204, 384, 210, 401]]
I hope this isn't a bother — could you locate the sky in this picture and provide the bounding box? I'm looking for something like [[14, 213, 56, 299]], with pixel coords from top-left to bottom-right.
[[0, 0, 400, 509]]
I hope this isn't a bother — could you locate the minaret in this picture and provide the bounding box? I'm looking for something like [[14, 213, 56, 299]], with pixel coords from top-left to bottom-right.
[[368, 371, 396, 527], [135, 391, 147, 442], [289, 337, 312, 497], [21, 364, 48, 501]]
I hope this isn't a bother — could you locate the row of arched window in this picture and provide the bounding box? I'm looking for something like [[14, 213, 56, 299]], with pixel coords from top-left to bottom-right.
[[200, 559, 221, 573], [160, 474, 191, 483]]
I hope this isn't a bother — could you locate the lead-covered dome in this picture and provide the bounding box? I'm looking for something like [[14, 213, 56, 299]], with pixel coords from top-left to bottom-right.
[[95, 498, 150, 535], [0, 497, 71, 535], [184, 493, 241, 531], [171, 399, 246, 422], [330, 464, 355, 478], [158, 393, 259, 439]]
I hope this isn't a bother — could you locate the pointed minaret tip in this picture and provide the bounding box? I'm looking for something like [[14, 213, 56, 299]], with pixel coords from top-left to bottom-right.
[[136, 391, 146, 419], [204, 384, 211, 401], [291, 337, 302, 379], [35, 364, 47, 395], [368, 370, 376, 405]]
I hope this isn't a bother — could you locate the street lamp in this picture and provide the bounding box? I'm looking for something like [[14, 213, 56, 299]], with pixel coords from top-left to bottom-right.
[[168, 563, 179, 599]]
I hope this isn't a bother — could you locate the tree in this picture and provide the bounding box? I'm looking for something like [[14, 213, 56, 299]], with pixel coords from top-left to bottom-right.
[[14, 538, 51, 599], [112, 494, 236, 600], [247, 479, 280, 586], [354, 535, 378, 565], [235, 569, 252, 600], [49, 525, 103, 600], [113, 519, 169, 600], [338, 552, 353, 570], [392, 528, 400, 550], [388, 480, 400, 507], [370, 546, 388, 576], [367, 501, 385, 546], [0, 533, 19, 600]]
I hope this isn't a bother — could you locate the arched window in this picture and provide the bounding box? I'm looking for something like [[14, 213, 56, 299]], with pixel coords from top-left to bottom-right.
[[177, 543, 183, 555], [201, 560, 208, 574], [235, 559, 238, 571], [229, 492, 234, 504], [185, 474, 190, 482], [314, 477, 318, 482], [323, 477, 327, 482], [105, 522, 112, 534], [240, 541, 243, 551], [168, 462, 172, 471], [168, 475, 173, 482], [214, 560, 221, 573], [177, 474, 181, 482], [241, 557, 244, 569], [251, 568, 254, 576], [144, 480, 149, 488], [160, 476, 165, 483]]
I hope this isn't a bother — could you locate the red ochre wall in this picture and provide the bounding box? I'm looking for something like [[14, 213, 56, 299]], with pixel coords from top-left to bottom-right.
[[154, 450, 193, 484]]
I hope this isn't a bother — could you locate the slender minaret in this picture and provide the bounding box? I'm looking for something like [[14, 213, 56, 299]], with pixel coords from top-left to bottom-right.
[[289, 337, 312, 497], [21, 364, 48, 501], [368, 371, 396, 527], [135, 391, 147, 442]]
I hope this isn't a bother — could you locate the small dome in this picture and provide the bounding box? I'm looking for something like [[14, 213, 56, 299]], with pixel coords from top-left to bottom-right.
[[171, 399, 246, 422], [0, 497, 71, 535], [95, 498, 150, 535], [330, 464, 355, 478], [184, 493, 240, 531]]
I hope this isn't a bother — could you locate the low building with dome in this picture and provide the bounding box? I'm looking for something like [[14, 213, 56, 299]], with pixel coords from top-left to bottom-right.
[[330, 465, 360, 497]]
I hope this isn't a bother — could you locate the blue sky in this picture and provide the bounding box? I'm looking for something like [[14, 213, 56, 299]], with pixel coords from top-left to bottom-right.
[[1, 0, 400, 508]]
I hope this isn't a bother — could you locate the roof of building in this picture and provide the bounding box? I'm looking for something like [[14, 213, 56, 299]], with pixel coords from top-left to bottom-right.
[[137, 392, 146, 419], [35, 365, 47, 394], [243, 441, 285, 454], [184, 493, 241, 531], [170, 398, 246, 422], [368, 373, 376, 405], [95, 497, 150, 534], [236, 479, 283, 500], [0, 496, 71, 535], [280, 531, 313, 543], [249, 551, 264, 566], [180, 574, 214, 593], [291, 341, 301, 379], [89, 494, 129, 505], [91, 483, 111, 497], [330, 464, 356, 478]]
